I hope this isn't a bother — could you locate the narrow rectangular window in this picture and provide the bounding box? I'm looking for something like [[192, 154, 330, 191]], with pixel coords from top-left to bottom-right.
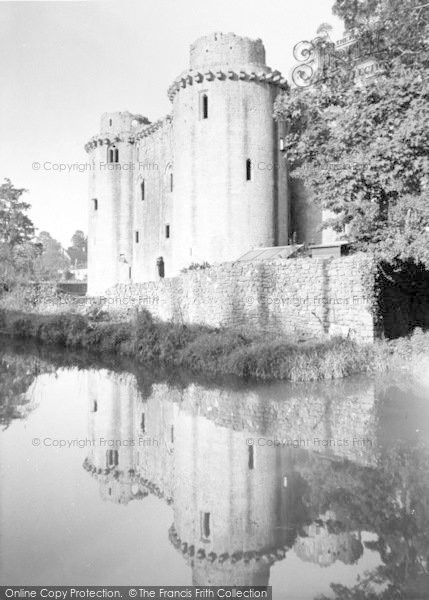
[[200, 512, 210, 540], [141, 180, 145, 200], [165, 224, 170, 239], [170, 425, 174, 444], [200, 92, 208, 120], [279, 137, 285, 151], [141, 413, 146, 433], [170, 173, 173, 192], [135, 231, 139, 243], [248, 444, 255, 470], [92, 198, 98, 211], [246, 159, 252, 181]]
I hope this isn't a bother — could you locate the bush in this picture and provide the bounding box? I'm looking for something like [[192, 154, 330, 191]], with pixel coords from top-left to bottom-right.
[[179, 330, 251, 373], [158, 323, 200, 364], [10, 316, 36, 339], [133, 309, 162, 361]]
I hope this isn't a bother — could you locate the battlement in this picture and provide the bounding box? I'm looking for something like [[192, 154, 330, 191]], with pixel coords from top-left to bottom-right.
[[168, 524, 286, 568], [85, 112, 152, 153], [167, 68, 288, 102], [136, 113, 173, 140], [190, 33, 266, 70], [100, 111, 150, 134], [168, 32, 287, 101]]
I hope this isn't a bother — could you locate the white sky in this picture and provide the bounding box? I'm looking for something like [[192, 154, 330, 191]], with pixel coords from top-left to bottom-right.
[[0, 0, 343, 247]]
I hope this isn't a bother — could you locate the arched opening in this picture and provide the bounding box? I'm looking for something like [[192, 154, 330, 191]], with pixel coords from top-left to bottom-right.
[[156, 256, 165, 278], [377, 261, 429, 338], [92, 198, 98, 211], [106, 449, 119, 468], [108, 146, 119, 163], [140, 180, 145, 200]]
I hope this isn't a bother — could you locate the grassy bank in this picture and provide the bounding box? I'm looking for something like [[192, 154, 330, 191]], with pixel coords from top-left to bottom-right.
[[0, 308, 427, 382]]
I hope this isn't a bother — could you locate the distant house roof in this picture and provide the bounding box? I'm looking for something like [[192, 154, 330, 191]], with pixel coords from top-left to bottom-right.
[[236, 245, 302, 262]]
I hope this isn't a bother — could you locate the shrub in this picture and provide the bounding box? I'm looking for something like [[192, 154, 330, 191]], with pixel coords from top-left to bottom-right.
[[179, 330, 251, 373], [180, 262, 211, 273], [96, 322, 133, 354], [10, 316, 36, 339], [159, 323, 200, 364], [133, 309, 162, 361]]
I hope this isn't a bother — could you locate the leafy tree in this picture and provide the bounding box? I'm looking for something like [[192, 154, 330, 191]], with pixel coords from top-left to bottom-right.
[[67, 229, 87, 268], [0, 179, 36, 287], [0, 179, 34, 247], [33, 231, 70, 281], [0, 352, 55, 430], [275, 0, 429, 267]]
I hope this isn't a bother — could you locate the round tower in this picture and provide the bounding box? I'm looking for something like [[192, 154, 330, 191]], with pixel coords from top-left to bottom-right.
[[169, 33, 289, 273], [169, 407, 292, 585], [85, 111, 149, 295], [84, 370, 144, 505]]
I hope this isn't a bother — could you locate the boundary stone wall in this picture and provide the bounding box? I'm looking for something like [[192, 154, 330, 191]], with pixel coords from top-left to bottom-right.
[[106, 255, 376, 343]]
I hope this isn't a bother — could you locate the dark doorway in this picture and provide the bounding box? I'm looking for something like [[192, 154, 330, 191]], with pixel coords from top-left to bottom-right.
[[377, 261, 429, 338]]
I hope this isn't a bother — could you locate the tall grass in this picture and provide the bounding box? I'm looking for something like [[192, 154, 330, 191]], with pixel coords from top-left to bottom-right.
[[0, 308, 427, 382]]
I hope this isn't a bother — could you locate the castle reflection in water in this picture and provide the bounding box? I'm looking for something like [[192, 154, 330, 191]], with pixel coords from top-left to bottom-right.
[[82, 371, 382, 586]]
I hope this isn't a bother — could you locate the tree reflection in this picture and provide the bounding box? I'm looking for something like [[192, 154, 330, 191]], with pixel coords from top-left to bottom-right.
[[0, 351, 54, 429], [310, 444, 429, 599]]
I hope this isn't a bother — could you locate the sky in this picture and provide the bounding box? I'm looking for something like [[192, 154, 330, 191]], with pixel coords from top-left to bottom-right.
[[0, 0, 343, 247]]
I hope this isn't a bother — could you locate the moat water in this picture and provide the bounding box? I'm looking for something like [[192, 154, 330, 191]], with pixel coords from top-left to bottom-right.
[[1, 340, 429, 599]]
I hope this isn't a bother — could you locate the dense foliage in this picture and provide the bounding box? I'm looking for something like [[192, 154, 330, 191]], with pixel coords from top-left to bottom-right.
[[0, 178, 88, 285], [67, 230, 87, 268], [275, 0, 429, 266], [0, 179, 36, 286]]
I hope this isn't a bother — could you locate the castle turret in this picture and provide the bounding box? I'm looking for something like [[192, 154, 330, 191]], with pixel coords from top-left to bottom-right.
[[169, 33, 289, 273], [84, 370, 146, 505], [85, 112, 149, 294]]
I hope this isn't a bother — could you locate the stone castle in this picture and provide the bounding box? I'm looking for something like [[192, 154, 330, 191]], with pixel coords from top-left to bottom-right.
[[85, 33, 334, 295]]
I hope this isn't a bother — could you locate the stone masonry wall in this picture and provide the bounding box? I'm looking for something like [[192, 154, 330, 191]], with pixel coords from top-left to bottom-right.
[[106, 254, 376, 343]]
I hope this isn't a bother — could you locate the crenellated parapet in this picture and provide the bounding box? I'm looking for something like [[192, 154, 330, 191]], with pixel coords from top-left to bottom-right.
[[168, 524, 287, 568], [84, 115, 174, 152], [136, 113, 173, 141], [84, 133, 139, 154], [167, 68, 288, 101]]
